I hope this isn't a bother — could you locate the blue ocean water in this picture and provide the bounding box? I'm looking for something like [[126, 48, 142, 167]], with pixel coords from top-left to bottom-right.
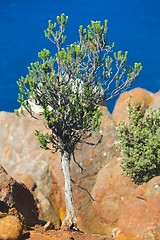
[[0, 0, 160, 112]]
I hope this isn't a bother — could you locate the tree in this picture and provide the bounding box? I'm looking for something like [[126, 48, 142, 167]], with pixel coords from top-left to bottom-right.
[[16, 13, 142, 229], [117, 102, 160, 185]]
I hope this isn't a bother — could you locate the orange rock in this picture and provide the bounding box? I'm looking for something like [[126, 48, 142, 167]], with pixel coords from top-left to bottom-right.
[[112, 87, 153, 124], [0, 111, 59, 224], [14, 172, 36, 192], [148, 90, 160, 110], [115, 232, 141, 240], [115, 176, 160, 240], [0, 214, 23, 240], [0, 165, 39, 226], [29, 230, 109, 240], [90, 162, 137, 237]]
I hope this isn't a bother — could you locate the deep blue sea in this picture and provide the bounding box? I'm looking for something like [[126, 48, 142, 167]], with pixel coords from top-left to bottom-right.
[[1, 0, 160, 112]]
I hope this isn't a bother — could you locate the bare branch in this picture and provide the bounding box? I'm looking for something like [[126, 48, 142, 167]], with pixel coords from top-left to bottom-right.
[[82, 132, 103, 146], [71, 178, 95, 201], [72, 152, 85, 173]]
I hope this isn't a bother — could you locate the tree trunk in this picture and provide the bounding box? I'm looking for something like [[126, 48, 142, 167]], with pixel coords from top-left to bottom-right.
[[61, 150, 77, 230]]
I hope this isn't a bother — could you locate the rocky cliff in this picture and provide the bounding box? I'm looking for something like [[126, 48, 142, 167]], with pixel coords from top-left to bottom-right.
[[0, 88, 160, 239]]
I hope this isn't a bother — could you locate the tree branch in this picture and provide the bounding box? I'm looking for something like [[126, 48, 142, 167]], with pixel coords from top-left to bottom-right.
[[71, 178, 95, 201], [72, 152, 85, 173]]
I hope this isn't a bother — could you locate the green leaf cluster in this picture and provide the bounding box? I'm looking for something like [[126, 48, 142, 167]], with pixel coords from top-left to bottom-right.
[[117, 103, 160, 184]]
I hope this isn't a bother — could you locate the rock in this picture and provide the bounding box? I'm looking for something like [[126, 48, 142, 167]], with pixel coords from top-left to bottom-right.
[[112, 87, 154, 124], [29, 229, 110, 240], [14, 172, 57, 222], [14, 173, 37, 192], [0, 111, 59, 224], [36, 189, 57, 222], [115, 176, 160, 240], [0, 106, 120, 234], [90, 161, 137, 236], [0, 164, 38, 226], [0, 213, 23, 240], [149, 90, 160, 110], [0, 112, 51, 198], [0, 201, 10, 213]]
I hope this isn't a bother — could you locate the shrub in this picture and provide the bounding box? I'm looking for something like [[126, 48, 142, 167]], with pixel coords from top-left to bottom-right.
[[117, 102, 160, 184]]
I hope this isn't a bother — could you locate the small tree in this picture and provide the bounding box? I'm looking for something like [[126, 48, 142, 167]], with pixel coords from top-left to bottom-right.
[[16, 13, 142, 229], [117, 102, 160, 185]]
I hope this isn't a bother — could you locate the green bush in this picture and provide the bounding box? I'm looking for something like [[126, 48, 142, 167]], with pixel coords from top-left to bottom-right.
[[117, 102, 160, 184]]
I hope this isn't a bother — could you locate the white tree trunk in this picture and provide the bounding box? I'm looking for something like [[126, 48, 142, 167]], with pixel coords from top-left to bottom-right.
[[61, 150, 77, 230]]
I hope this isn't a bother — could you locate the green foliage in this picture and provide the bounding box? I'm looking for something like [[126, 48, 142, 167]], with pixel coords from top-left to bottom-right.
[[117, 102, 160, 184], [16, 13, 142, 155], [35, 130, 50, 150]]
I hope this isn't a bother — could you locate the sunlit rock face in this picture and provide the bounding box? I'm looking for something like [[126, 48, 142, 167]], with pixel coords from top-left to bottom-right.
[[0, 111, 58, 223], [149, 90, 160, 110], [0, 164, 39, 226], [112, 87, 154, 124], [115, 176, 160, 240], [1, 92, 160, 238]]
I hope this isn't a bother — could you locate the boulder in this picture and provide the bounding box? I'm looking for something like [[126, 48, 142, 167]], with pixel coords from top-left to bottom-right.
[[0, 164, 38, 226], [115, 176, 160, 240], [112, 88, 154, 124], [89, 161, 137, 237], [0, 213, 23, 240], [14, 173, 37, 192], [0, 111, 59, 224], [0, 112, 51, 199], [149, 90, 160, 110], [14, 172, 57, 222]]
